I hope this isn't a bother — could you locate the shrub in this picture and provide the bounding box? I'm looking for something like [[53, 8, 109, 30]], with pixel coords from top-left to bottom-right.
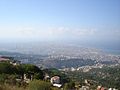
[[29, 80, 51, 90]]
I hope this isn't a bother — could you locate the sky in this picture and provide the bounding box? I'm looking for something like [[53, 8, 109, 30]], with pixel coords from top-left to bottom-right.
[[0, 0, 120, 49]]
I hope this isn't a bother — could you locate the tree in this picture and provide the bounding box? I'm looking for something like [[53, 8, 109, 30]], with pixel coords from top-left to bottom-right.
[[21, 64, 44, 80], [0, 62, 14, 74], [21, 64, 40, 73]]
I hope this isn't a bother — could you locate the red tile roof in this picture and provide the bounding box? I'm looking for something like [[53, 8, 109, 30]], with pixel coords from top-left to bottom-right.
[[0, 57, 9, 61]]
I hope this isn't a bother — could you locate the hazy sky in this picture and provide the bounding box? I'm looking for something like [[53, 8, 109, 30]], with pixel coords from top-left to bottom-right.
[[0, 0, 120, 44]]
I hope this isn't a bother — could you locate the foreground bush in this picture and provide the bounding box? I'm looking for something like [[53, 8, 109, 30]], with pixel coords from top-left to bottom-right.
[[29, 80, 51, 90], [0, 84, 28, 90]]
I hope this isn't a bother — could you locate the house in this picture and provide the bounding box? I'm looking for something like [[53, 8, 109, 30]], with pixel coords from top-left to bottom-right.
[[0, 56, 20, 65], [10, 60, 21, 66], [97, 86, 102, 90], [84, 79, 90, 86], [101, 87, 106, 90], [79, 86, 89, 90], [53, 84, 62, 88], [50, 76, 62, 88], [0, 57, 10, 62], [44, 73, 50, 80], [50, 76, 60, 84], [108, 88, 118, 90], [23, 73, 33, 83], [97, 86, 107, 90]]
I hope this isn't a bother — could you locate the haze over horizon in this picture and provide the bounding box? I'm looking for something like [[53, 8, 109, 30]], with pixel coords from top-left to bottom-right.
[[0, 0, 120, 51]]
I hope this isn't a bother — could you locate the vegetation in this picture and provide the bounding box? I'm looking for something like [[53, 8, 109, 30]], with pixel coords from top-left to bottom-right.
[[0, 58, 120, 90], [63, 82, 75, 90], [66, 65, 120, 89], [0, 61, 66, 90], [43, 59, 96, 68], [0, 62, 15, 74], [29, 80, 51, 90], [0, 84, 28, 90], [43, 68, 70, 83]]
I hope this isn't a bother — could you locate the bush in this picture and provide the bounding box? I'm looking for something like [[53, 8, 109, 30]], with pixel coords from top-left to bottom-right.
[[63, 82, 75, 90], [0, 74, 7, 84], [0, 62, 14, 74], [29, 80, 51, 90], [0, 84, 28, 90]]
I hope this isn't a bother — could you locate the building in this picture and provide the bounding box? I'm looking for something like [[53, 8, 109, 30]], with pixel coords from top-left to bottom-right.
[[79, 86, 89, 90], [44, 73, 50, 81], [50, 76, 62, 88], [50, 76, 60, 84], [0, 57, 10, 62]]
